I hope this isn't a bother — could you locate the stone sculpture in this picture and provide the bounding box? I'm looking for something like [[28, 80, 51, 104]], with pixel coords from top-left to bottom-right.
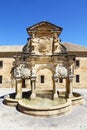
[[55, 64, 68, 78], [14, 64, 30, 78]]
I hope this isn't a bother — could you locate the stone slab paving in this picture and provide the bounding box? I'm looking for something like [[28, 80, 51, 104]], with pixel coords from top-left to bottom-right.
[[0, 88, 87, 130]]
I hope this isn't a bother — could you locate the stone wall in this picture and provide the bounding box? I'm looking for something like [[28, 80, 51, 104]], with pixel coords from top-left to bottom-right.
[[1, 54, 87, 89], [36, 68, 53, 90], [0, 57, 14, 88], [74, 56, 87, 88], [0, 49, 87, 89], [58, 53, 87, 88]]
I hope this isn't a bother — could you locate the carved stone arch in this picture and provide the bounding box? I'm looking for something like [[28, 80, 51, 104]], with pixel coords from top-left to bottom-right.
[[36, 65, 54, 90], [36, 65, 54, 75]]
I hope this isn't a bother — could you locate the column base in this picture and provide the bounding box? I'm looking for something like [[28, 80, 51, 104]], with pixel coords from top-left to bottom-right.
[[66, 93, 73, 98], [68, 93, 73, 98], [15, 94, 22, 99], [53, 93, 58, 99], [30, 93, 36, 99]]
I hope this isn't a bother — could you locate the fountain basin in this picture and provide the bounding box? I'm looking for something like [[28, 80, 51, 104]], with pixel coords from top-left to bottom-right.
[[71, 92, 85, 105], [59, 91, 85, 105], [3, 91, 84, 116], [17, 97, 71, 116], [3, 96, 18, 106]]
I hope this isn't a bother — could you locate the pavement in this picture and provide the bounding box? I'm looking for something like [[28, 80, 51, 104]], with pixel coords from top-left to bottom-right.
[[0, 88, 87, 130]]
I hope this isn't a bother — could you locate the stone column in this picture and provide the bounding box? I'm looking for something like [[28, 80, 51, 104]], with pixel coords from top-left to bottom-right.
[[11, 78, 16, 88], [15, 78, 22, 99], [68, 63, 74, 98], [30, 76, 36, 99], [65, 76, 73, 98], [68, 77, 73, 98], [53, 76, 58, 99], [65, 78, 70, 98], [25, 79, 30, 89]]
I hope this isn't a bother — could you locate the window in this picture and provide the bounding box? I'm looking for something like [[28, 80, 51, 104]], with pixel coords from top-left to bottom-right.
[[59, 78, 63, 83], [76, 60, 80, 67], [40, 75, 44, 83], [0, 76, 2, 84], [0, 61, 3, 68], [76, 75, 80, 83]]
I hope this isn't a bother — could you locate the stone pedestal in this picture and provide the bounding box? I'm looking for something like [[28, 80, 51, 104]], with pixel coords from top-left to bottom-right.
[[53, 76, 58, 99], [15, 78, 22, 99], [30, 76, 36, 99]]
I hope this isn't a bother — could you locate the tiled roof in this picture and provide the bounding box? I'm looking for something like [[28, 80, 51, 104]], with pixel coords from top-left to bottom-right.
[[0, 42, 87, 53], [63, 42, 87, 52], [0, 46, 23, 52]]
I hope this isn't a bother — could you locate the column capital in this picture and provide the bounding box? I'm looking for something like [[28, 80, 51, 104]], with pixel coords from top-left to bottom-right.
[[69, 75, 74, 80], [53, 75, 58, 82], [31, 76, 37, 81], [15, 77, 22, 81], [15, 77, 22, 80]]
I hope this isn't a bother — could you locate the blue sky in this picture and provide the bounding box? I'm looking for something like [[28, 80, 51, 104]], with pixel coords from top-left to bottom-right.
[[0, 0, 87, 46]]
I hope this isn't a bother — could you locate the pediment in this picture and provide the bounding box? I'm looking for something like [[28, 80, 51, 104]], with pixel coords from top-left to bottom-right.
[[27, 21, 63, 37]]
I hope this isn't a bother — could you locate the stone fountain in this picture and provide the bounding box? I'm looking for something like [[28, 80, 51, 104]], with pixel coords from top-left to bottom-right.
[[3, 21, 84, 116]]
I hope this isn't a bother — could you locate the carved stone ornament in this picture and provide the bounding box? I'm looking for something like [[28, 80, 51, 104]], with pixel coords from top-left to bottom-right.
[[55, 65, 68, 78], [14, 64, 30, 78], [31, 37, 52, 54]]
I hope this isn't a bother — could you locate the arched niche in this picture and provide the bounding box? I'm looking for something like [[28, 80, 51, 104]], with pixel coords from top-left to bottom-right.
[[36, 66, 54, 90]]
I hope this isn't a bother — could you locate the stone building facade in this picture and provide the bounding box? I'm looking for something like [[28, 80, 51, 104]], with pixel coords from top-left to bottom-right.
[[0, 46, 23, 88], [0, 21, 87, 89], [63, 42, 87, 88]]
